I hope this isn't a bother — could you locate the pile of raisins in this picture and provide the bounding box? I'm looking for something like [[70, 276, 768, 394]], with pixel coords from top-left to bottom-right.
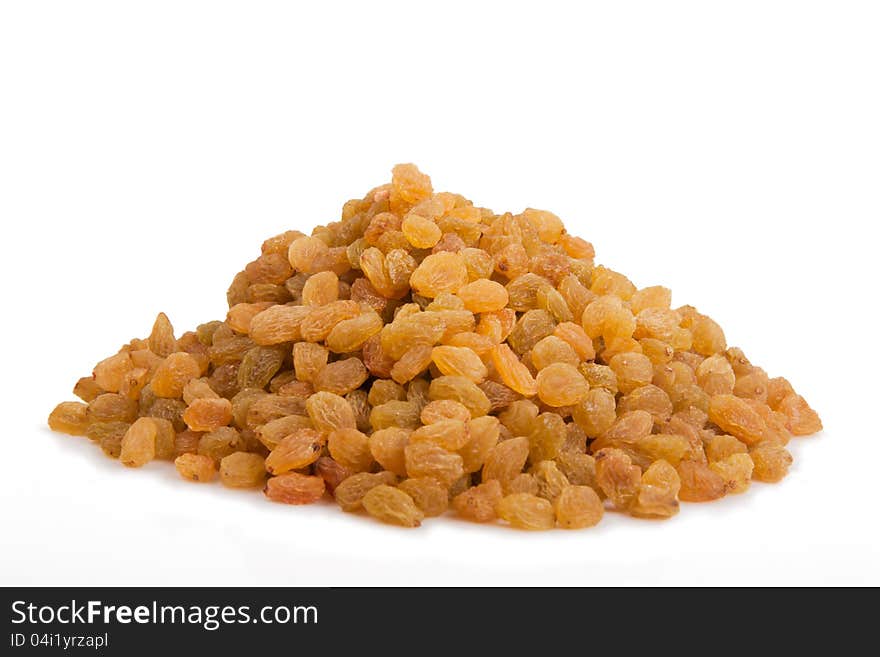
[[48, 164, 822, 529]]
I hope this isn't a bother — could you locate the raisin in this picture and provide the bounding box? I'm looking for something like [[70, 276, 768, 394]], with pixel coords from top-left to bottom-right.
[[630, 286, 672, 314], [531, 460, 570, 501], [182, 378, 220, 405], [531, 335, 580, 370], [528, 412, 567, 462], [175, 453, 216, 482], [409, 252, 469, 297], [561, 421, 588, 453], [363, 485, 424, 527], [306, 391, 356, 432], [86, 421, 129, 446], [617, 384, 673, 424], [246, 394, 306, 428], [609, 352, 654, 395], [152, 418, 176, 460], [555, 451, 596, 488], [428, 376, 491, 418], [265, 428, 325, 474], [696, 354, 736, 396], [595, 448, 641, 510], [370, 400, 422, 430], [477, 380, 519, 413], [313, 357, 368, 395], [407, 378, 431, 411], [148, 312, 177, 357], [630, 433, 691, 468], [676, 460, 728, 502], [73, 376, 105, 403], [288, 236, 330, 273], [227, 302, 273, 334], [301, 301, 361, 342], [630, 460, 680, 518], [314, 456, 353, 493], [522, 208, 564, 243], [390, 345, 434, 384], [120, 417, 157, 468], [402, 213, 442, 249], [410, 419, 470, 451], [335, 471, 398, 512], [709, 453, 754, 493], [750, 443, 793, 482], [456, 279, 509, 313], [490, 344, 538, 397], [579, 363, 619, 395], [497, 493, 555, 530], [431, 346, 487, 383], [507, 274, 553, 312], [238, 346, 286, 390], [458, 415, 500, 473], [571, 388, 616, 437], [452, 480, 503, 522], [174, 429, 201, 457], [327, 427, 373, 472], [705, 434, 748, 463], [398, 477, 449, 517], [347, 390, 371, 427], [48, 401, 90, 436], [367, 380, 405, 407], [88, 393, 138, 424], [198, 427, 244, 465], [151, 353, 201, 398], [733, 368, 770, 402], [250, 305, 311, 345], [777, 394, 822, 436], [404, 442, 464, 486], [265, 472, 326, 504], [183, 398, 233, 432], [293, 342, 329, 383], [368, 428, 411, 477], [420, 399, 471, 424], [507, 309, 556, 354], [93, 352, 134, 393], [246, 253, 293, 284], [708, 394, 767, 446], [766, 377, 795, 410], [325, 312, 383, 353], [390, 163, 432, 214], [220, 452, 267, 488], [555, 485, 604, 529], [301, 270, 339, 306], [482, 436, 530, 483], [503, 473, 539, 495], [691, 315, 727, 355], [536, 362, 588, 407]]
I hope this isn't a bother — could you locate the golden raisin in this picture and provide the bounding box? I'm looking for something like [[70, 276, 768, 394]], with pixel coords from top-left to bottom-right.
[[120, 417, 157, 468], [48, 163, 822, 533], [453, 479, 503, 522], [175, 453, 216, 482], [48, 401, 90, 436], [362, 485, 424, 527], [497, 493, 555, 530], [535, 362, 588, 407], [555, 485, 604, 529], [265, 472, 326, 504], [220, 452, 267, 488]]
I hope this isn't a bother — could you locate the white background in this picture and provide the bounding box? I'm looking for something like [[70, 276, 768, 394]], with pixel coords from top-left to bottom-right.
[[1, 1, 878, 586]]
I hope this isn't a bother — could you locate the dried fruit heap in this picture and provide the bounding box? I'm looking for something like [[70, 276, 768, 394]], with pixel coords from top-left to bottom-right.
[[48, 164, 823, 530]]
